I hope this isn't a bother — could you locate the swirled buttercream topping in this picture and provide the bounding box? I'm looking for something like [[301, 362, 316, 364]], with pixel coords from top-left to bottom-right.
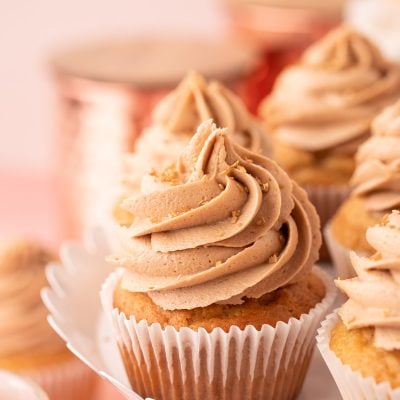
[[121, 72, 272, 192], [111, 120, 321, 310], [260, 25, 400, 154], [0, 241, 62, 358], [336, 211, 400, 350], [351, 101, 400, 212]]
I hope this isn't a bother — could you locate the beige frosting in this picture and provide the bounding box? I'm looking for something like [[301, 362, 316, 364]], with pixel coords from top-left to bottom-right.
[[352, 101, 400, 212], [111, 120, 321, 310], [336, 211, 400, 351], [122, 72, 272, 192], [260, 25, 400, 155], [0, 241, 62, 359]]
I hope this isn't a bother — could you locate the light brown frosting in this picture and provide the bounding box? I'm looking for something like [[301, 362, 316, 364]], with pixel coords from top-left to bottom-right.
[[336, 211, 400, 351], [111, 120, 321, 310], [122, 72, 272, 192], [351, 101, 400, 212], [0, 241, 62, 358], [260, 25, 400, 154]]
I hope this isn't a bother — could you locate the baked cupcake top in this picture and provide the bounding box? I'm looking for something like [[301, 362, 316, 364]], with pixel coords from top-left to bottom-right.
[[0, 240, 61, 358], [112, 120, 321, 310], [351, 100, 400, 212], [336, 210, 400, 350], [122, 72, 272, 192], [260, 25, 400, 155]]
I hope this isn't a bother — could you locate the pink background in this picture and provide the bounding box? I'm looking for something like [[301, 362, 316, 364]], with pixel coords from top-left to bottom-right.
[[0, 2, 226, 398]]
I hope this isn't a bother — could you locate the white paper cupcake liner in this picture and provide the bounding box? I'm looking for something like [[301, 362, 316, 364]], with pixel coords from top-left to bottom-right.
[[23, 356, 96, 400], [317, 312, 400, 400], [101, 266, 336, 400], [324, 224, 355, 279], [304, 184, 351, 230], [304, 184, 351, 260]]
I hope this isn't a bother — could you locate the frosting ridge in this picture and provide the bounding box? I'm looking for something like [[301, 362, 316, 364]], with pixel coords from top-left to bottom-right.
[[112, 120, 321, 310], [352, 100, 400, 212], [336, 211, 400, 350], [260, 25, 400, 154], [0, 241, 62, 358]]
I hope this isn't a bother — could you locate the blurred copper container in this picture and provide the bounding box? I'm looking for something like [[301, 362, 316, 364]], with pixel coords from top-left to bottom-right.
[[51, 39, 263, 238]]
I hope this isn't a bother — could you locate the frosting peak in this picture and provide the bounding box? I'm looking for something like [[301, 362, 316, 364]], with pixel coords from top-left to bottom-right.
[[260, 25, 400, 154], [352, 101, 400, 212], [112, 120, 321, 310], [336, 211, 400, 351], [122, 72, 272, 193], [303, 25, 387, 72]]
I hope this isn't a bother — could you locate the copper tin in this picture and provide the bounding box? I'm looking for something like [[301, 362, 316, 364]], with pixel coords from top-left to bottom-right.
[[51, 39, 264, 238]]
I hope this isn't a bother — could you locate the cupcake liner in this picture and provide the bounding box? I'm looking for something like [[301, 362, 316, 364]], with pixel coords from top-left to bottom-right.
[[304, 184, 351, 260], [317, 312, 400, 400], [101, 266, 336, 400], [324, 224, 354, 279], [23, 356, 96, 400]]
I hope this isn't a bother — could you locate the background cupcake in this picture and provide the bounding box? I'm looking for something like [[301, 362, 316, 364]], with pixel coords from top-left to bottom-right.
[[318, 211, 400, 399], [259, 24, 400, 232], [327, 100, 400, 277], [102, 120, 336, 400], [120, 70, 272, 195], [0, 240, 95, 400]]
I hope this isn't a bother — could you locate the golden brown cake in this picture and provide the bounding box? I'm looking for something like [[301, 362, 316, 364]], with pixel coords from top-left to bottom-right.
[[114, 272, 325, 332], [0, 240, 73, 371], [330, 100, 400, 255], [330, 322, 400, 388], [330, 196, 378, 254]]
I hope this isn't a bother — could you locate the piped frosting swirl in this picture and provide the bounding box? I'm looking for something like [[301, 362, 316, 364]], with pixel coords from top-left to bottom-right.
[[351, 100, 400, 212], [112, 120, 321, 310], [0, 241, 62, 358], [260, 25, 400, 154], [336, 211, 400, 350], [122, 72, 272, 192]]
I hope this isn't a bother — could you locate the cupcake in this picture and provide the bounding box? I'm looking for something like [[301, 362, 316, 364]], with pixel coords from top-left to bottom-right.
[[0, 240, 95, 400], [101, 120, 336, 400], [0, 370, 48, 400], [317, 211, 400, 399], [120, 70, 272, 195], [259, 24, 400, 229], [327, 100, 400, 277]]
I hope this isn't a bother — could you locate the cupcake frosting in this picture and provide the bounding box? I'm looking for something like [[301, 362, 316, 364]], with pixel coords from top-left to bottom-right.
[[0, 241, 61, 358], [351, 101, 400, 211], [112, 120, 321, 310], [122, 72, 272, 192], [260, 25, 400, 155], [336, 211, 400, 350]]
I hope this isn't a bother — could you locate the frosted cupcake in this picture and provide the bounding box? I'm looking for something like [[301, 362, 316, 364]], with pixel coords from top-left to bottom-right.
[[101, 120, 336, 400], [327, 100, 400, 277], [317, 211, 400, 399], [120, 71, 272, 194], [259, 25, 400, 229], [0, 240, 95, 400]]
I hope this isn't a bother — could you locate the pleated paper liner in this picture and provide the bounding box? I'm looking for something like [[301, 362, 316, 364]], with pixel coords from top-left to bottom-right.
[[101, 267, 336, 400], [317, 312, 400, 400], [304, 184, 351, 261]]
